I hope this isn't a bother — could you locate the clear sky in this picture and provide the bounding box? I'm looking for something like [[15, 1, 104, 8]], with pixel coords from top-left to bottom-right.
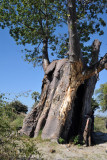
[[0, 28, 44, 111], [0, 17, 107, 116]]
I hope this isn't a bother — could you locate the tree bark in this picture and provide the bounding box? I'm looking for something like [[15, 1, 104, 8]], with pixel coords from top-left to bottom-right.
[[80, 39, 101, 137], [20, 0, 107, 142], [20, 39, 107, 141], [82, 40, 101, 115], [42, 38, 50, 72], [67, 0, 82, 62]]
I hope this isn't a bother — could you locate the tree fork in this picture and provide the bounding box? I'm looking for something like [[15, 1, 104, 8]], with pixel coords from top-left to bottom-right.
[[20, 39, 107, 141], [20, 0, 107, 141]]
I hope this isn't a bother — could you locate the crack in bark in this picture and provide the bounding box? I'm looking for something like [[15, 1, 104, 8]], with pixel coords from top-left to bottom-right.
[[20, 38, 107, 141]]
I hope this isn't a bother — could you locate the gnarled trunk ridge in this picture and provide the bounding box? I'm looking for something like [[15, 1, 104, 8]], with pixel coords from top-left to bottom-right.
[[20, 39, 107, 141]]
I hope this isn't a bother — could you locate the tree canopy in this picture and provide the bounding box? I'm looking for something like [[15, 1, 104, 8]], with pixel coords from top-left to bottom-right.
[[0, 0, 106, 69], [31, 91, 41, 106], [11, 0, 107, 141], [91, 97, 99, 111], [95, 83, 107, 112], [0, 93, 8, 107], [8, 100, 28, 113]]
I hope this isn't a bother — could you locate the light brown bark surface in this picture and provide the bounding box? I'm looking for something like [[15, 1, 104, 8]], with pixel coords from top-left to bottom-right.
[[20, 39, 107, 141]]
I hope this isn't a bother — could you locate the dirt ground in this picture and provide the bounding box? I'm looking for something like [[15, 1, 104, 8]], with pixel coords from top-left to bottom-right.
[[36, 132, 107, 160]]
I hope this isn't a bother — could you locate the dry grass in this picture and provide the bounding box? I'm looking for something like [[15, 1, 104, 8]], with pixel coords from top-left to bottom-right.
[[94, 116, 107, 133]]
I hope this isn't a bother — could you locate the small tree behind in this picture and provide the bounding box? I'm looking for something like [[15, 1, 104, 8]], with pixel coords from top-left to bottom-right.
[[31, 91, 41, 109], [95, 83, 107, 112], [1, 0, 107, 141], [8, 101, 28, 114], [91, 97, 99, 112], [31, 92, 41, 104]]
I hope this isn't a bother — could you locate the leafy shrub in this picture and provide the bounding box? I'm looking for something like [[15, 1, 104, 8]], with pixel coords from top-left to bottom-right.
[[58, 137, 65, 144], [91, 97, 99, 111], [0, 104, 43, 159], [8, 100, 28, 114], [70, 135, 80, 145], [0, 105, 17, 135], [95, 83, 107, 112], [94, 116, 107, 133], [10, 113, 25, 131], [73, 135, 80, 145], [0, 135, 43, 160]]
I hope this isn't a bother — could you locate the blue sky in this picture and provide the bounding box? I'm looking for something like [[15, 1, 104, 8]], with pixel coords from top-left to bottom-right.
[[0, 18, 107, 116], [0, 28, 44, 110]]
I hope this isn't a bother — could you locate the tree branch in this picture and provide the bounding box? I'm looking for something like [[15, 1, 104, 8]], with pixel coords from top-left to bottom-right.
[[84, 53, 107, 80], [42, 38, 50, 72], [90, 39, 101, 65], [38, 10, 45, 35], [37, 1, 50, 72]]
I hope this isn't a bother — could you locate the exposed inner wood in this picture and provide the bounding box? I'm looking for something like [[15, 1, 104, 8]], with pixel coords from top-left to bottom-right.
[[20, 39, 107, 142]]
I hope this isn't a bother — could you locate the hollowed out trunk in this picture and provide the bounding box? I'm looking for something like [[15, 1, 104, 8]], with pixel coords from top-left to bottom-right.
[[66, 83, 86, 140], [20, 59, 97, 142]]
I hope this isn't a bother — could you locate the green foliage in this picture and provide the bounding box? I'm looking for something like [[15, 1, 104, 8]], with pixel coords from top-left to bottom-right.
[[75, 0, 106, 65], [8, 100, 28, 113], [0, 105, 16, 135], [70, 135, 80, 145], [91, 97, 99, 111], [31, 91, 41, 103], [0, 0, 66, 66], [31, 91, 41, 109], [0, 93, 8, 107], [0, 0, 106, 66], [95, 83, 107, 112], [0, 135, 43, 159], [16, 138, 43, 159], [73, 135, 80, 145], [58, 137, 65, 144], [94, 116, 107, 133], [10, 113, 25, 130], [0, 93, 43, 159], [0, 104, 43, 159]]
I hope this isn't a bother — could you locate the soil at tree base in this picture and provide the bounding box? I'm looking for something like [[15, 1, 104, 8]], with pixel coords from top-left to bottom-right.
[[35, 132, 107, 160]]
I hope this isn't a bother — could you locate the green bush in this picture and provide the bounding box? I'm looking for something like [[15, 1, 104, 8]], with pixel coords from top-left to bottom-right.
[[0, 104, 43, 159], [0, 105, 17, 135], [70, 135, 80, 145], [58, 137, 65, 144], [94, 116, 107, 133], [10, 114, 25, 131], [73, 135, 80, 145], [8, 100, 28, 114], [0, 136, 43, 160]]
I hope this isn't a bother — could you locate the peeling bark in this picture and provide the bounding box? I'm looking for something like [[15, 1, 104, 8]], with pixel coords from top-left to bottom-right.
[[12, 0, 107, 143], [20, 75, 50, 137], [20, 37, 106, 142], [34, 59, 67, 137]]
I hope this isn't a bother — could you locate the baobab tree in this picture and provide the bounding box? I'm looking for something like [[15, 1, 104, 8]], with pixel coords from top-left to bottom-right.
[[20, 0, 107, 141], [0, 0, 107, 141]]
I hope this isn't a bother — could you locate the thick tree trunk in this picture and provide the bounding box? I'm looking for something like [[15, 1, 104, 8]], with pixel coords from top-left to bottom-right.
[[20, 59, 83, 140], [20, 39, 107, 141]]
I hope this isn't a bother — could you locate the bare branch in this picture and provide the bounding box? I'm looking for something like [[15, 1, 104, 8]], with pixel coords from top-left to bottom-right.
[[84, 53, 107, 80]]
